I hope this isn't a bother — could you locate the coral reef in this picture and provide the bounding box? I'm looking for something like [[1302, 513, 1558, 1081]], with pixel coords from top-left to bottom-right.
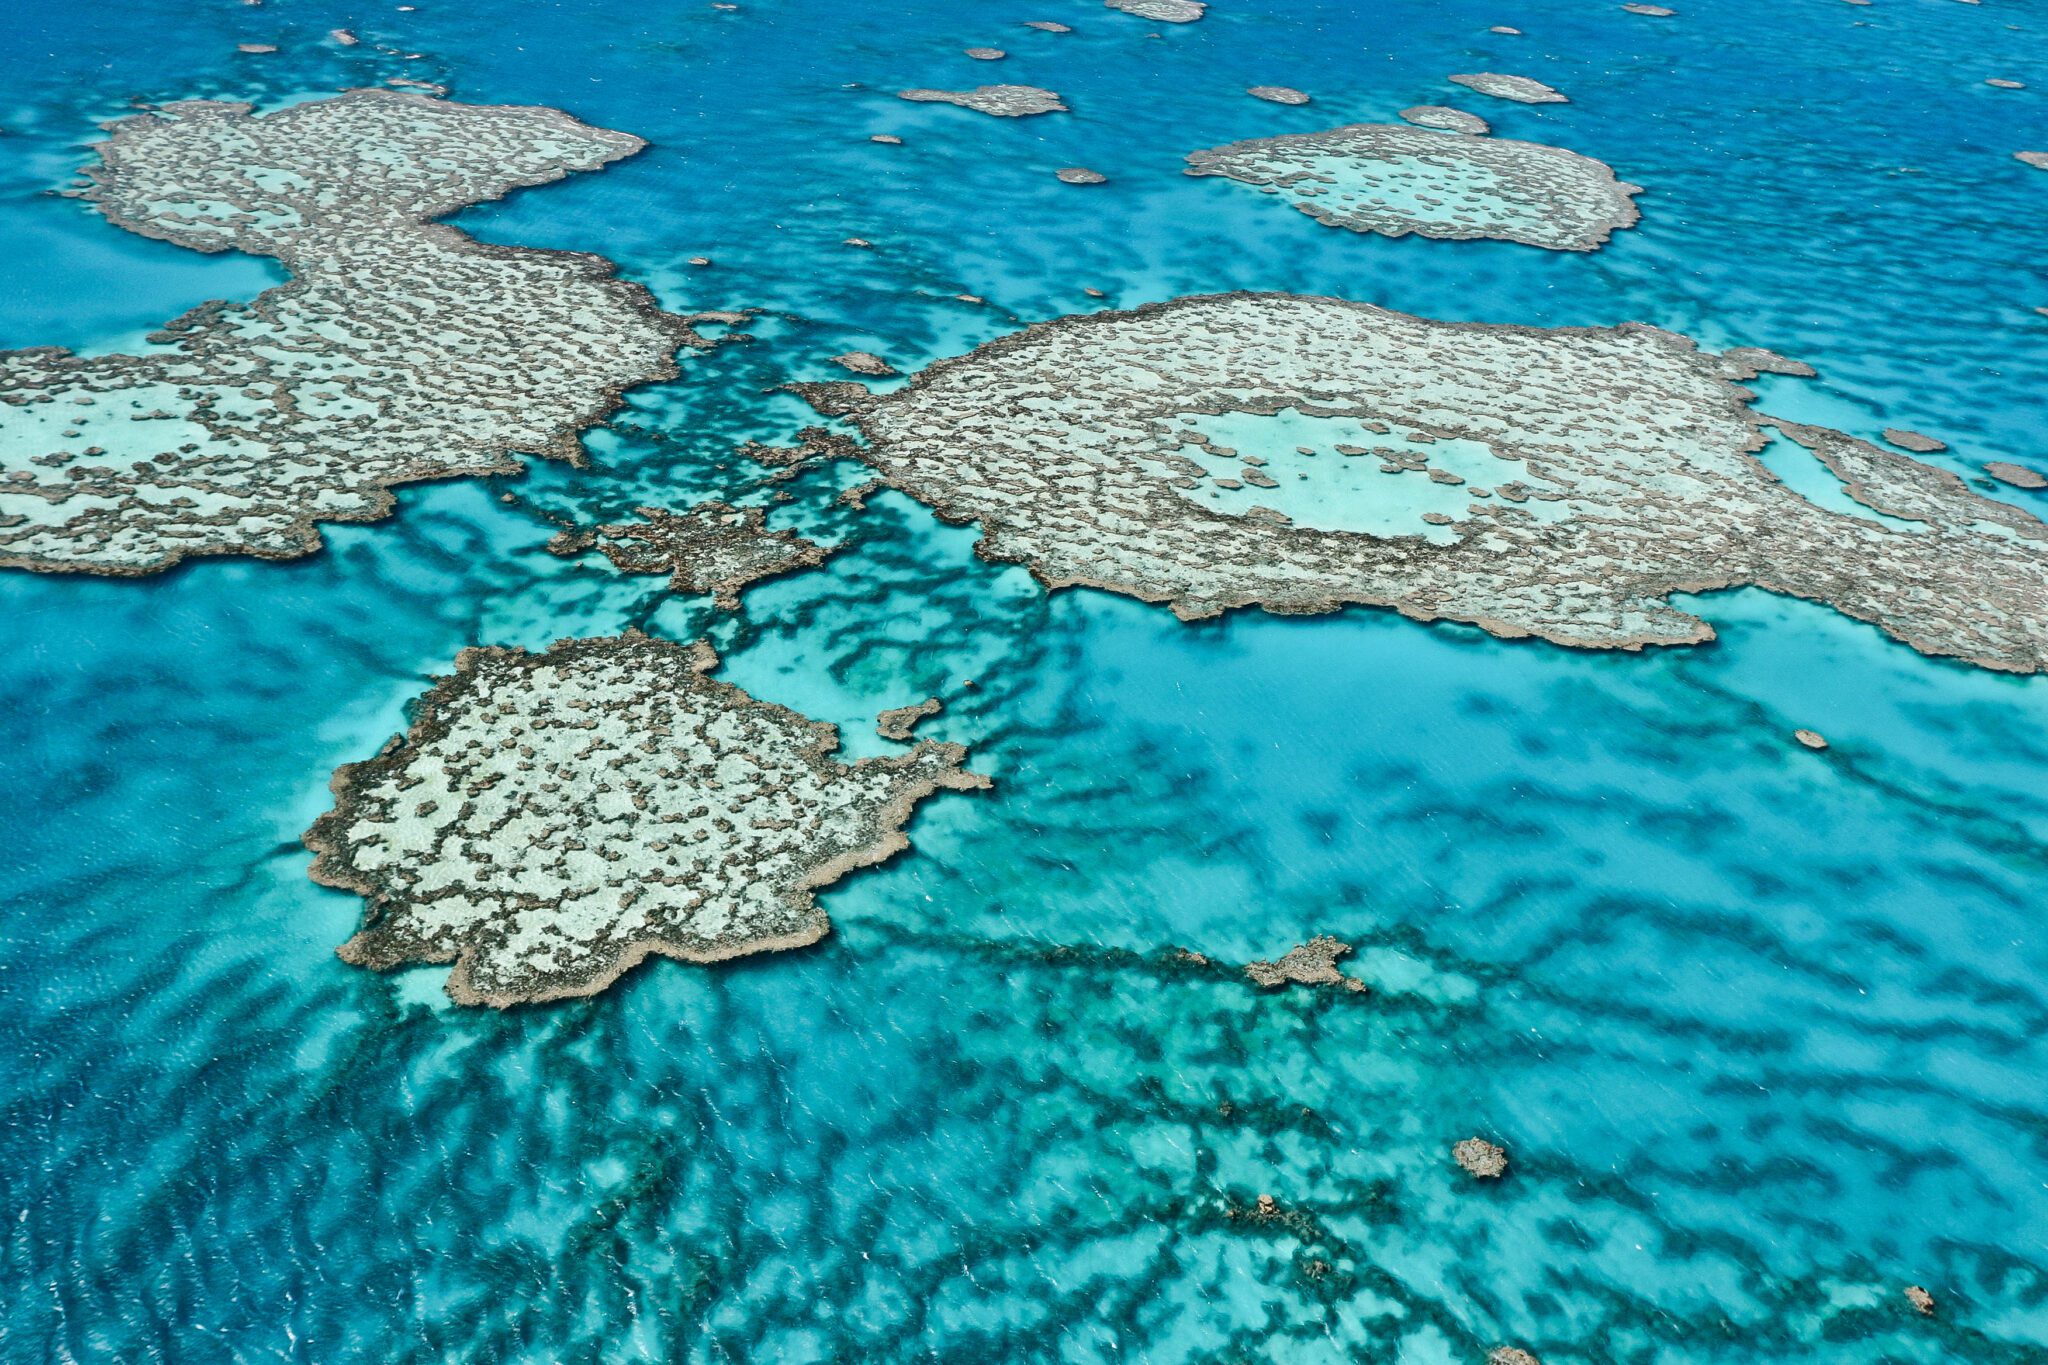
[[1106, 0, 1206, 21], [554, 502, 829, 610], [1449, 72, 1568, 103], [774, 292, 2048, 673], [898, 85, 1067, 116], [307, 634, 987, 1006], [1186, 123, 1639, 250], [1454, 1138, 1509, 1178], [876, 697, 944, 741], [831, 351, 897, 377], [1244, 936, 1368, 991], [0, 90, 692, 576], [1881, 428, 1945, 453], [1399, 105, 1491, 135]]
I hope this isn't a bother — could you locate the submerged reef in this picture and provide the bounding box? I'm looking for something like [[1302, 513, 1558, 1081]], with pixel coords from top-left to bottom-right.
[[897, 85, 1067, 116], [1244, 936, 1368, 991], [1185, 123, 1639, 251], [1881, 428, 1945, 453], [875, 696, 944, 741], [1248, 86, 1312, 105], [1399, 105, 1491, 135], [0, 90, 693, 577], [1454, 1137, 1509, 1179], [1449, 72, 1568, 103], [306, 634, 987, 1006], [550, 502, 829, 610], [831, 350, 897, 376], [776, 293, 2048, 672], [1106, 0, 1206, 21]]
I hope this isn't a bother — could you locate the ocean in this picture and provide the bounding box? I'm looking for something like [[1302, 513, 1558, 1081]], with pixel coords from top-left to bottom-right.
[[2, 0, 2045, 1359]]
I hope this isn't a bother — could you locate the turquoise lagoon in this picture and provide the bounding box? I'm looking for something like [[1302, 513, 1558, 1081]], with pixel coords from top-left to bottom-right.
[[2, 0, 2046, 1360]]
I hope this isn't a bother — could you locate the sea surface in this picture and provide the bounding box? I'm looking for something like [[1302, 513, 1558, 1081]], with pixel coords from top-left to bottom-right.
[[3, 0, 2047, 1360]]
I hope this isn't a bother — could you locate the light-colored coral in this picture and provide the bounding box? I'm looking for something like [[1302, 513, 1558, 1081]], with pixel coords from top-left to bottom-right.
[[1454, 1137, 1509, 1178], [898, 85, 1066, 116], [0, 91, 691, 577], [1882, 428, 1946, 453], [1248, 86, 1311, 105], [1186, 123, 1638, 250], [1244, 936, 1368, 991], [876, 697, 944, 741], [1905, 1285, 1936, 1316], [1449, 71, 1568, 103], [773, 293, 2048, 673], [556, 502, 829, 610], [1106, 0, 1205, 20], [2015, 151, 2048, 170], [306, 634, 988, 1006], [832, 351, 898, 377], [1058, 167, 1109, 184], [1399, 105, 1491, 135], [1985, 461, 2045, 490]]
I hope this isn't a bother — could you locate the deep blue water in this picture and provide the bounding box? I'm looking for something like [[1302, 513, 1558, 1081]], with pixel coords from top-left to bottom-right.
[[2, 0, 2046, 1360]]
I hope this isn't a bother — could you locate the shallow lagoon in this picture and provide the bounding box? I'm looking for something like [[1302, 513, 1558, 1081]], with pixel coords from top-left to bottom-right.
[[2, 0, 2046, 1360]]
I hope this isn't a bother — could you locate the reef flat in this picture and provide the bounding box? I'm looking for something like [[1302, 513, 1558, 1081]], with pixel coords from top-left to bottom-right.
[[1399, 105, 1490, 136], [307, 634, 987, 1006], [0, 90, 692, 577], [897, 85, 1067, 116], [779, 293, 2048, 672], [875, 696, 944, 741], [550, 502, 829, 609], [1449, 72, 1568, 104], [1988, 461, 2046, 490], [1185, 123, 1640, 251], [1245, 936, 1368, 991], [1106, 0, 1206, 21]]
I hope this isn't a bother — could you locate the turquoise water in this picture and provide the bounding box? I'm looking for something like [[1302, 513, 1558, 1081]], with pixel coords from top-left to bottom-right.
[[3, 0, 2047, 1360], [1164, 408, 1572, 541]]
